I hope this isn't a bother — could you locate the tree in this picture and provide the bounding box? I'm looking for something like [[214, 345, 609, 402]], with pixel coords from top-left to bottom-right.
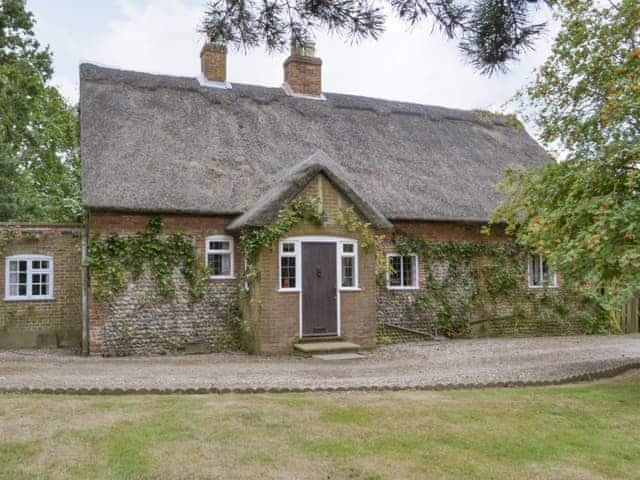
[[200, 0, 550, 75], [489, 0, 640, 311], [0, 0, 81, 223]]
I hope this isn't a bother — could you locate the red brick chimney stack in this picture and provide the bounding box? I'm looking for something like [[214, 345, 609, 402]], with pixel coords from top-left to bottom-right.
[[283, 40, 322, 97], [200, 42, 227, 83]]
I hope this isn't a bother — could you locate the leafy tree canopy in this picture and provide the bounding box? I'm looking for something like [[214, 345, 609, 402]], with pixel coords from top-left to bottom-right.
[[490, 0, 640, 310], [0, 0, 80, 223], [200, 0, 550, 75]]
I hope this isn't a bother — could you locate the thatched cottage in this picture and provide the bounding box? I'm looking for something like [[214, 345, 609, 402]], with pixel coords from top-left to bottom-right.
[[0, 44, 603, 354]]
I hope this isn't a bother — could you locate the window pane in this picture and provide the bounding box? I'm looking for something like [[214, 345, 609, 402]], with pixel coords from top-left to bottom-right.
[[32, 284, 41, 296], [402, 256, 415, 287], [32, 260, 41, 269], [280, 256, 296, 288], [343, 243, 354, 254], [40, 260, 49, 269], [389, 256, 401, 286], [530, 255, 542, 286], [342, 257, 354, 287], [210, 240, 230, 251], [208, 253, 231, 276], [282, 243, 295, 253], [8, 260, 28, 297]]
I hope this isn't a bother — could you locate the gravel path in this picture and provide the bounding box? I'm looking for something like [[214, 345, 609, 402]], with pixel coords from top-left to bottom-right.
[[1, 335, 639, 393]]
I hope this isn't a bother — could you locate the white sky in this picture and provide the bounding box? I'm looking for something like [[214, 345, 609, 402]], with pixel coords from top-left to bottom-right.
[[28, 0, 557, 114]]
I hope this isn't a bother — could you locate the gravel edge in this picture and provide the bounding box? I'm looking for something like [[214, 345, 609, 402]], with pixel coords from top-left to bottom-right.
[[1, 361, 638, 395]]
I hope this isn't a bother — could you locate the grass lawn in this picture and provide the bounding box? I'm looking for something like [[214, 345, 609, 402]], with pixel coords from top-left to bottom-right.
[[1, 373, 639, 480]]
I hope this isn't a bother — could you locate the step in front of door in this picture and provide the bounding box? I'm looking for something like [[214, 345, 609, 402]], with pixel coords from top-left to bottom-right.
[[293, 341, 361, 356]]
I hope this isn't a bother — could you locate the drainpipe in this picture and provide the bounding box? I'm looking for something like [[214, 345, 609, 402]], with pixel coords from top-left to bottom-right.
[[81, 226, 89, 356]]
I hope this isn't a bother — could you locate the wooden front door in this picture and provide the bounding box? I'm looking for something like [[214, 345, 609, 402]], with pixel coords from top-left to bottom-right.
[[302, 242, 337, 337]]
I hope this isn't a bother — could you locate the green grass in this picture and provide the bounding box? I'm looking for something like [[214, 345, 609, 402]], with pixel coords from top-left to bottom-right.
[[1, 373, 639, 479]]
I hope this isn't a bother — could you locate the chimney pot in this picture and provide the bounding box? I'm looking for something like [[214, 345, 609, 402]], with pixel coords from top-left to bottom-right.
[[200, 42, 227, 83], [283, 40, 322, 97]]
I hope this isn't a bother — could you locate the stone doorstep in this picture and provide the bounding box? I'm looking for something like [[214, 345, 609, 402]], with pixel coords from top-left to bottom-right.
[[293, 341, 361, 356], [312, 352, 365, 361]]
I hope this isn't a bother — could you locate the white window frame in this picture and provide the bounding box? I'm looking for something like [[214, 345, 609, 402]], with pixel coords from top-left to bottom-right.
[[528, 253, 558, 288], [205, 235, 234, 279], [4, 255, 54, 301], [278, 240, 300, 292], [386, 253, 419, 290], [339, 241, 359, 291]]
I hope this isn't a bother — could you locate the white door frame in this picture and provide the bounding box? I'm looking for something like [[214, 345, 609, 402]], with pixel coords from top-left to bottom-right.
[[279, 235, 359, 338]]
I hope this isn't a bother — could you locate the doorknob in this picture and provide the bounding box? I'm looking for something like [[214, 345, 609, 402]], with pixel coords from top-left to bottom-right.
[[316, 267, 322, 278]]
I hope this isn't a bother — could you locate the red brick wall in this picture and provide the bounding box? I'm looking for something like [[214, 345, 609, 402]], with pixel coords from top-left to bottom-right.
[[0, 224, 83, 349]]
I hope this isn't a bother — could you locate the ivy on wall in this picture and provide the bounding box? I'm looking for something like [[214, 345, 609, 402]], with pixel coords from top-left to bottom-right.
[[394, 237, 608, 337], [336, 206, 388, 281], [239, 196, 323, 288], [0, 227, 41, 257], [86, 217, 210, 302]]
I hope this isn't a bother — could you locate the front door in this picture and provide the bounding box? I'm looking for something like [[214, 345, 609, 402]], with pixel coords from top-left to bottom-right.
[[302, 242, 337, 337]]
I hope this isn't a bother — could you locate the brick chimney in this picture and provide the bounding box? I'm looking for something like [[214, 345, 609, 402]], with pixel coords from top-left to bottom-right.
[[200, 42, 227, 83], [283, 40, 322, 97]]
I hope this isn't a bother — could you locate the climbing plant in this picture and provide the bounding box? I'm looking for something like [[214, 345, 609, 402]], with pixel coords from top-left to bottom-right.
[[394, 237, 608, 338], [0, 227, 41, 257], [335, 206, 388, 281], [239, 196, 323, 288], [86, 217, 210, 302]]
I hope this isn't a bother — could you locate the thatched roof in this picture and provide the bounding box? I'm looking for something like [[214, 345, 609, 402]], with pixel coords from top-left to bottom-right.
[[227, 150, 392, 230], [80, 63, 550, 222]]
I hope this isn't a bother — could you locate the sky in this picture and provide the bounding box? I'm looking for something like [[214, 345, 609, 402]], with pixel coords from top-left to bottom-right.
[[28, 0, 557, 114]]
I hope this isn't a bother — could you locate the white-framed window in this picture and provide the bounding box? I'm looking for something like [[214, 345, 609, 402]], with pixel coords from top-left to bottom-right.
[[279, 241, 299, 291], [205, 235, 234, 279], [5, 255, 54, 300], [528, 253, 557, 288], [386, 253, 419, 290], [340, 241, 358, 289]]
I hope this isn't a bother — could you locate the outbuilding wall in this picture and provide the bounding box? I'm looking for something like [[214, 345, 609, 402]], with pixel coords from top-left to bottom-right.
[[0, 224, 83, 349]]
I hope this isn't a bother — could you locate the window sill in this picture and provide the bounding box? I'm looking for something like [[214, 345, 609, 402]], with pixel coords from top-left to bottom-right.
[[209, 275, 235, 280], [278, 288, 300, 293], [528, 285, 558, 289], [340, 287, 361, 292], [386, 286, 419, 291], [4, 296, 55, 302]]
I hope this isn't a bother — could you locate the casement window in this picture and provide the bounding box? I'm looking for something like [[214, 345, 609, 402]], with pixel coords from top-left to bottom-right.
[[386, 254, 419, 290], [279, 241, 298, 290], [5, 255, 54, 300], [528, 253, 557, 288], [206, 235, 234, 278], [340, 242, 358, 289]]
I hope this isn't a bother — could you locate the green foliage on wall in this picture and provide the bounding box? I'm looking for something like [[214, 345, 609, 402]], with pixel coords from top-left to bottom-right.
[[0, 227, 41, 257], [239, 196, 323, 288], [336, 206, 388, 281], [394, 237, 608, 338], [86, 217, 210, 302]]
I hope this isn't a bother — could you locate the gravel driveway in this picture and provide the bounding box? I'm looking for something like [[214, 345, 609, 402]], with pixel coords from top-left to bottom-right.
[[1, 335, 639, 393]]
